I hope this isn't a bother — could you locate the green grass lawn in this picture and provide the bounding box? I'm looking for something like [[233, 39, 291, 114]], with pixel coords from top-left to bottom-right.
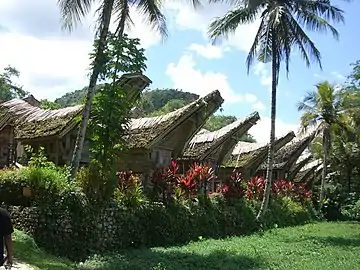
[[79, 222, 360, 270], [13, 222, 360, 270], [13, 229, 76, 270]]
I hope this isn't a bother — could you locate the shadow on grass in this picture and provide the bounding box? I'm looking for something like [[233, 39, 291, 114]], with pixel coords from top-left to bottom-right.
[[80, 249, 264, 270], [13, 230, 76, 270], [278, 232, 360, 249], [308, 235, 360, 247]]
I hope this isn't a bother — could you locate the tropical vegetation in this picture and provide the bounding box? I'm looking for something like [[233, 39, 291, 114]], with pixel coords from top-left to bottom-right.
[[208, 0, 346, 220], [1, 0, 360, 269]]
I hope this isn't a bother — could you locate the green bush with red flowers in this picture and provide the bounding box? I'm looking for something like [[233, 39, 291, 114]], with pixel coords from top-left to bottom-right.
[[2, 160, 314, 261]]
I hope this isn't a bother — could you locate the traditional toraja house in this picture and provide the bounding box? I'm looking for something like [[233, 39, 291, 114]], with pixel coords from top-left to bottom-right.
[[0, 73, 152, 165], [294, 159, 322, 185], [288, 152, 313, 181], [257, 131, 316, 180], [219, 131, 295, 182], [117, 90, 224, 174], [178, 112, 260, 170]]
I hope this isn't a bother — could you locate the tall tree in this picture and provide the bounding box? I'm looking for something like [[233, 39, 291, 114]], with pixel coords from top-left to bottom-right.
[[208, 0, 344, 220], [57, 0, 169, 179], [0, 66, 28, 101], [297, 81, 356, 211]]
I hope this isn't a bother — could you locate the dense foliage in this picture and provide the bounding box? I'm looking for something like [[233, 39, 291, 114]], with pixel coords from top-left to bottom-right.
[[300, 60, 360, 221], [0, 65, 28, 101], [1, 150, 313, 261], [80, 33, 147, 201]]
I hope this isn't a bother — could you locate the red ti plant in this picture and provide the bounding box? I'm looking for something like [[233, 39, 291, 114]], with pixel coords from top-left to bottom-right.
[[271, 179, 295, 197], [117, 171, 135, 192], [178, 162, 216, 198], [246, 176, 266, 200], [217, 171, 246, 200], [293, 183, 312, 203], [151, 160, 179, 204]]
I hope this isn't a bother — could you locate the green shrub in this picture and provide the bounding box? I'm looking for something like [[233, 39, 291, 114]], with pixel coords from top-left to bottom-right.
[[0, 166, 71, 206], [1, 150, 314, 261], [264, 196, 312, 228], [6, 192, 313, 261], [341, 193, 360, 221]]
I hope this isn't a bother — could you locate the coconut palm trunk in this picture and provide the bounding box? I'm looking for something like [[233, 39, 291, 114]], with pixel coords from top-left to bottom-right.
[[69, 0, 115, 179], [256, 32, 277, 221], [319, 127, 330, 211]]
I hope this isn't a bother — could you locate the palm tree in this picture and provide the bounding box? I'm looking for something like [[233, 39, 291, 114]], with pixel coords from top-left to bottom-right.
[[298, 81, 359, 210], [208, 0, 345, 221], [57, 0, 172, 179]]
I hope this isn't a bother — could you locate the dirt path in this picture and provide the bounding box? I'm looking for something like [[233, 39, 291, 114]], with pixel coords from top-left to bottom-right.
[[1, 261, 35, 270]]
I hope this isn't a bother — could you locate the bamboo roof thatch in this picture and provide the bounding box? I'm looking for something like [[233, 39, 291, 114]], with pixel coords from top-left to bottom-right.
[[288, 152, 313, 180], [22, 95, 41, 107], [180, 112, 260, 161], [0, 73, 151, 140], [260, 131, 315, 170], [225, 131, 295, 168], [125, 90, 224, 149], [294, 159, 322, 183]]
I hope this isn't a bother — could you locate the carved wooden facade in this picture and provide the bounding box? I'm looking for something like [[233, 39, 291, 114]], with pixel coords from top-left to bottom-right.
[[117, 90, 224, 174]]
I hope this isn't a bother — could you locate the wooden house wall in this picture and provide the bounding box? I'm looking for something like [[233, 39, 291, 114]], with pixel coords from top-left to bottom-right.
[[117, 147, 172, 173], [256, 169, 285, 180], [0, 125, 15, 168], [17, 129, 89, 166]]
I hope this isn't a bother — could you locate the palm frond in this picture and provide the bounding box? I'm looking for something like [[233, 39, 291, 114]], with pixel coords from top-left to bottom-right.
[[113, 0, 133, 36], [285, 13, 322, 69], [57, 0, 96, 32], [295, 9, 339, 40], [208, 6, 259, 45], [246, 18, 267, 73], [296, 0, 345, 24], [135, 0, 168, 41]]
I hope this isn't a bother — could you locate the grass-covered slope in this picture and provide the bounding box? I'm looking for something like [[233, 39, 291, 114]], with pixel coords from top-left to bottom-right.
[[80, 222, 360, 270], [13, 229, 75, 270]]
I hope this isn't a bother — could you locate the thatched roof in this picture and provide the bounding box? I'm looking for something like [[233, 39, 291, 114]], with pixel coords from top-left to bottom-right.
[[0, 99, 83, 139], [125, 90, 224, 149], [294, 159, 322, 183], [23, 95, 41, 107], [0, 73, 151, 140], [260, 131, 315, 170], [288, 152, 312, 180], [180, 112, 260, 161], [197, 128, 210, 135], [225, 131, 295, 168]]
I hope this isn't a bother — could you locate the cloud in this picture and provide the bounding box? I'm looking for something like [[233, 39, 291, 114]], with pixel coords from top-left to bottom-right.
[[313, 73, 323, 79], [248, 116, 299, 143], [0, 0, 161, 100], [254, 62, 271, 89], [164, 0, 260, 52], [166, 54, 243, 102], [0, 0, 93, 40], [331, 71, 346, 81], [244, 93, 257, 103], [252, 101, 266, 111], [0, 33, 93, 100], [188, 43, 224, 59], [166, 53, 267, 111]]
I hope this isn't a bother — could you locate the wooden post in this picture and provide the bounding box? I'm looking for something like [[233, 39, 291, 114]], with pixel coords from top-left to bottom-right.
[[55, 139, 59, 165]]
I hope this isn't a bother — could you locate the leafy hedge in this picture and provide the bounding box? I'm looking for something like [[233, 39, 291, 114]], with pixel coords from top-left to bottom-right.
[[0, 164, 314, 261]]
